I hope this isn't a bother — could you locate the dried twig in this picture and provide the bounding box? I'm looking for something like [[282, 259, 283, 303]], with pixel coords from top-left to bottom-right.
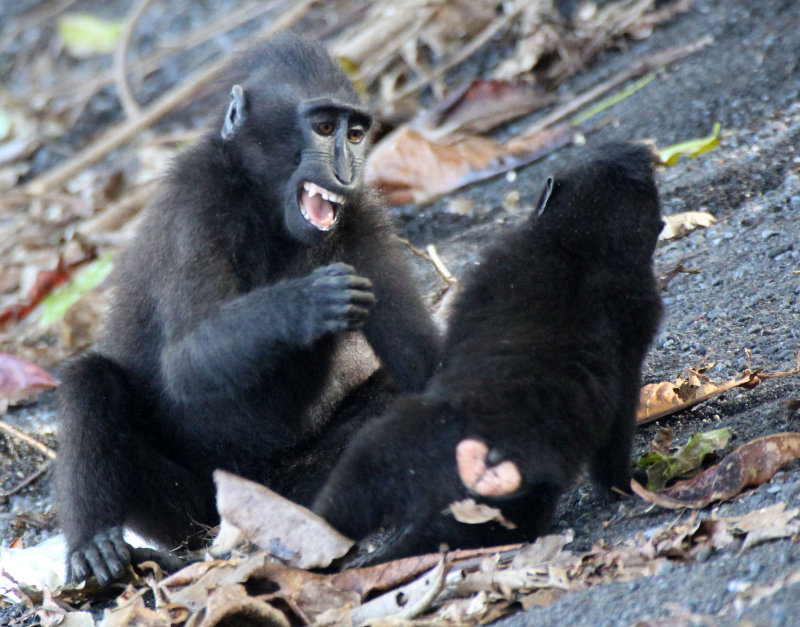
[[0, 421, 57, 460], [658, 262, 701, 290], [0, 461, 52, 498], [114, 0, 157, 119], [397, 237, 456, 284], [425, 244, 455, 283], [23, 0, 318, 197]]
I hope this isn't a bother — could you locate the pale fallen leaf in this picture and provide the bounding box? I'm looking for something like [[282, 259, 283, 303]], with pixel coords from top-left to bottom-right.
[[510, 530, 575, 570], [659, 211, 717, 240], [447, 498, 517, 529], [212, 470, 354, 569], [638, 364, 800, 425], [350, 553, 447, 625], [731, 502, 800, 552], [637, 370, 756, 425]]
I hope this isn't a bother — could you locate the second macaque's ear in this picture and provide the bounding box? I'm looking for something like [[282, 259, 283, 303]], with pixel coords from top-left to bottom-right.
[[536, 176, 555, 216], [221, 84, 247, 140]]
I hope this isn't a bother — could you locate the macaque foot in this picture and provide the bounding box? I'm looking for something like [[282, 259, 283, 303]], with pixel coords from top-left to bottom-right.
[[456, 439, 522, 497]]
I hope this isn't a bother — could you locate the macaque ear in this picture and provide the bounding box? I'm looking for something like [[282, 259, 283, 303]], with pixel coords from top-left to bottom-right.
[[536, 176, 554, 216], [221, 84, 247, 140]]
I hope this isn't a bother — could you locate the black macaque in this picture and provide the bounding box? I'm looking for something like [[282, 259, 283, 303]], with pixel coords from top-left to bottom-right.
[[55, 33, 440, 585], [313, 142, 664, 562]]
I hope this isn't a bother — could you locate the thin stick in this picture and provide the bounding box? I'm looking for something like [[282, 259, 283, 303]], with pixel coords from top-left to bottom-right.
[[523, 35, 713, 137], [114, 0, 157, 118], [425, 244, 455, 282], [397, 237, 457, 284], [24, 0, 317, 197], [0, 421, 57, 459], [0, 461, 52, 498]]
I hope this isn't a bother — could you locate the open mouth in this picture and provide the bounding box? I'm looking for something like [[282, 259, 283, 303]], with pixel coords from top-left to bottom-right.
[[299, 182, 344, 230]]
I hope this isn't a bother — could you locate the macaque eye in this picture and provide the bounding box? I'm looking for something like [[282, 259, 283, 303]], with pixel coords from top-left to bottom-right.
[[347, 127, 365, 143], [314, 121, 335, 136]]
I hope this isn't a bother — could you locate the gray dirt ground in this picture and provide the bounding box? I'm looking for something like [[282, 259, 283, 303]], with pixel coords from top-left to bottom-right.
[[1, 0, 799, 625]]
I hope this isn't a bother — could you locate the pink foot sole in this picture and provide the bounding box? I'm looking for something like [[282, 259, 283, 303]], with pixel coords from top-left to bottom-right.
[[456, 439, 521, 497]]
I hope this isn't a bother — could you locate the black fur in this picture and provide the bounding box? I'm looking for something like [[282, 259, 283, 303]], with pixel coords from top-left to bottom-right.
[[313, 142, 664, 561], [55, 33, 439, 584]]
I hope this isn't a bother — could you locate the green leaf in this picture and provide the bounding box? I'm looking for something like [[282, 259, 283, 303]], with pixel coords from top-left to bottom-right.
[[639, 427, 731, 490], [658, 122, 721, 166], [39, 253, 113, 326], [58, 13, 124, 57]]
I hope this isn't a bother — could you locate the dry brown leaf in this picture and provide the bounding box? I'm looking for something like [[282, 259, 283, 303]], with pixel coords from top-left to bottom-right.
[[421, 79, 557, 137], [631, 433, 800, 509], [366, 124, 573, 205], [212, 470, 354, 569], [0, 353, 57, 413], [162, 553, 350, 623], [658, 211, 717, 240], [447, 498, 517, 529], [195, 583, 289, 627]]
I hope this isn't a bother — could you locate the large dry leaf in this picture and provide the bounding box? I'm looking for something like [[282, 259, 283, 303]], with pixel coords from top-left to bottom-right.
[[638, 364, 800, 425], [631, 433, 800, 509], [637, 369, 757, 425], [212, 470, 354, 569], [366, 124, 573, 205], [421, 79, 557, 138]]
